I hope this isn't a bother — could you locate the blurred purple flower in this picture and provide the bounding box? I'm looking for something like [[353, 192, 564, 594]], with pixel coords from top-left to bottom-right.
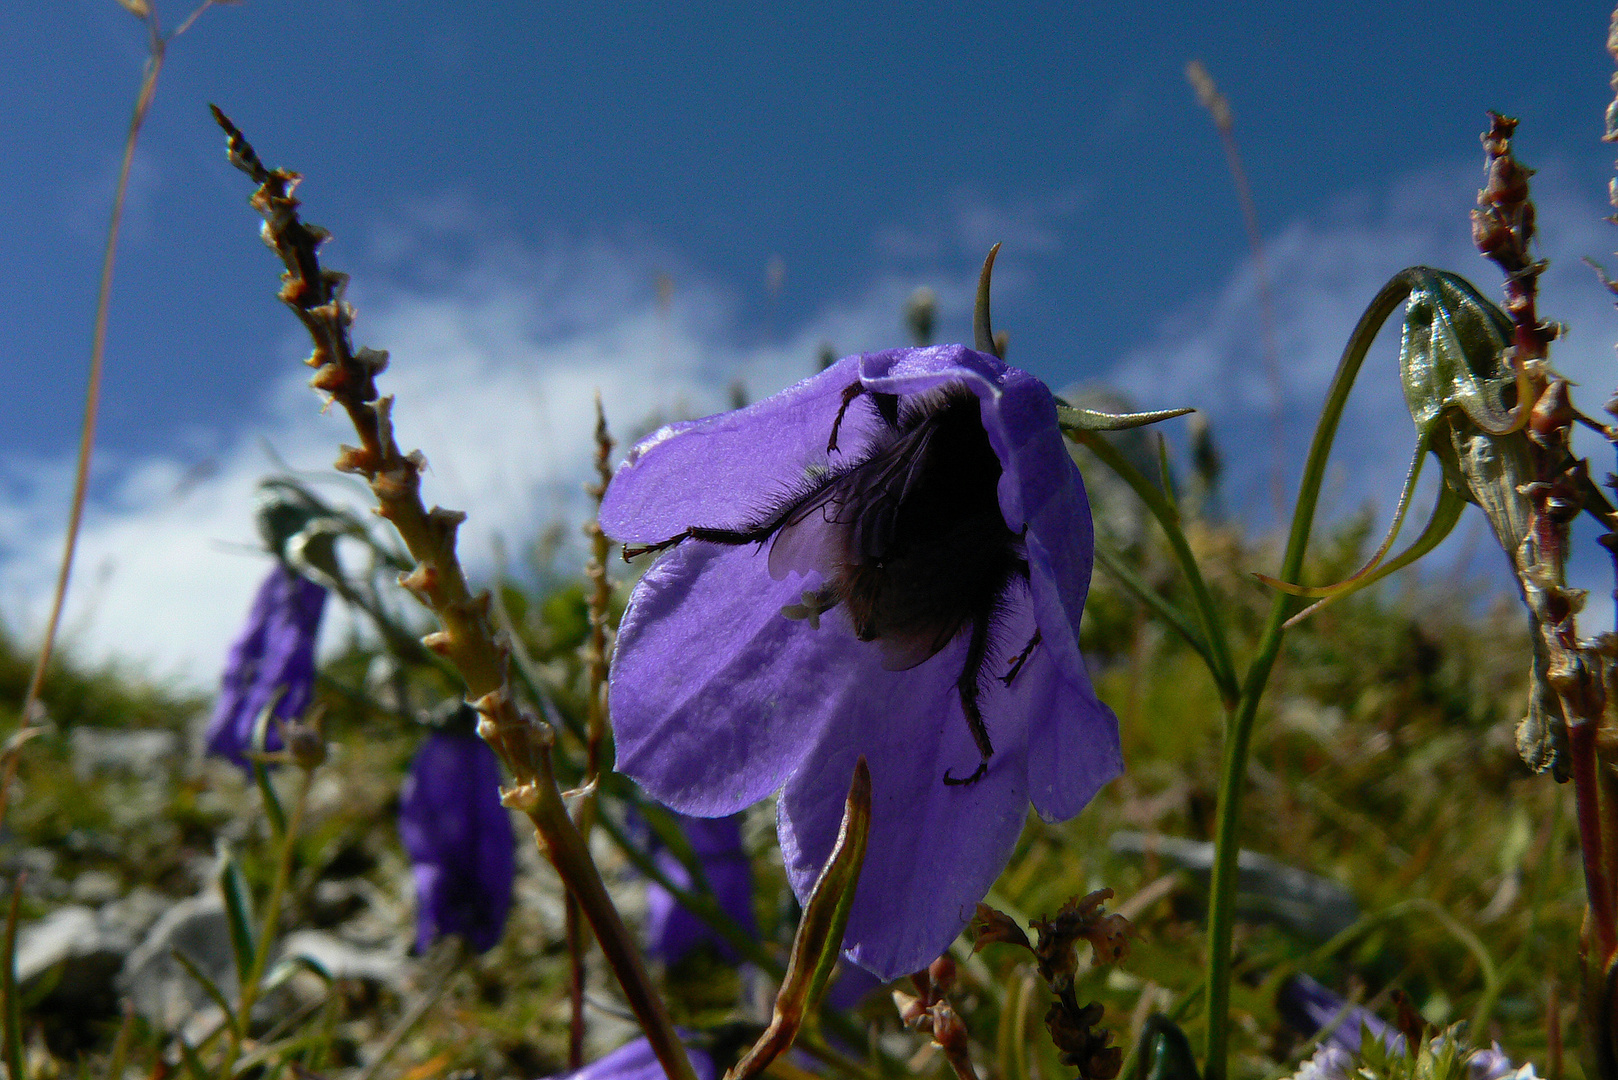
[[603, 345, 1121, 979], [644, 812, 758, 964], [398, 723, 517, 953], [1278, 973, 1401, 1057], [206, 562, 327, 769], [1279, 974, 1537, 1080], [546, 1036, 716, 1080]]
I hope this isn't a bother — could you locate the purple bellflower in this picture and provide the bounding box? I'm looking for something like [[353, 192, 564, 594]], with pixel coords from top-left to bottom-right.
[[398, 717, 517, 954], [206, 562, 328, 769], [602, 345, 1122, 979], [546, 1036, 717, 1080], [644, 812, 759, 964]]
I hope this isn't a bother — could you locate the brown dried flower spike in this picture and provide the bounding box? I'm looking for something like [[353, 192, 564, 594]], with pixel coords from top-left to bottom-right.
[[971, 891, 1135, 1080]]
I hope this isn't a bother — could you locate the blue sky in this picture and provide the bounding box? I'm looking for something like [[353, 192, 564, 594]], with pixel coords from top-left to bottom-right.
[[6, 0, 1618, 679]]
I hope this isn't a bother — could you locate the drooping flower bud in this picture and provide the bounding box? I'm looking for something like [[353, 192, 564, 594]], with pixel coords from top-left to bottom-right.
[[398, 704, 517, 953], [205, 562, 327, 770]]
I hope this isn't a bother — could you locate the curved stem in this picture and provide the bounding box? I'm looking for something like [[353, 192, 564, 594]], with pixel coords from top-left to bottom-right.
[[1202, 270, 1417, 1080]]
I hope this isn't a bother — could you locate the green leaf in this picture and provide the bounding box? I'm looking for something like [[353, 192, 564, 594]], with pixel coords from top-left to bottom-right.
[[174, 1034, 210, 1080], [263, 953, 333, 993], [216, 845, 258, 993], [726, 758, 872, 1080]]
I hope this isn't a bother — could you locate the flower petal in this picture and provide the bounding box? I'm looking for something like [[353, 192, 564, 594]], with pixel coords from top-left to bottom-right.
[[1007, 644, 1122, 822], [610, 541, 861, 815], [775, 607, 1036, 980], [550, 1036, 717, 1080], [601, 356, 880, 544], [857, 345, 1097, 689]]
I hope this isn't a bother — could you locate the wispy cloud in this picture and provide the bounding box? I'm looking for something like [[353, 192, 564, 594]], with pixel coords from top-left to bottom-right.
[[0, 220, 985, 686], [1106, 156, 1618, 613], [10, 165, 1618, 689]]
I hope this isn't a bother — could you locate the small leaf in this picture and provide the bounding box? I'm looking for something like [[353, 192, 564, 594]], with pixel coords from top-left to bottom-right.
[[726, 758, 872, 1080], [1056, 404, 1195, 433], [115, 0, 152, 18], [216, 844, 258, 992]]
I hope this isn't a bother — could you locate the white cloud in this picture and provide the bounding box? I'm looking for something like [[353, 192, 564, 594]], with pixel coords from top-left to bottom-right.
[[0, 226, 983, 687], [12, 164, 1618, 690]]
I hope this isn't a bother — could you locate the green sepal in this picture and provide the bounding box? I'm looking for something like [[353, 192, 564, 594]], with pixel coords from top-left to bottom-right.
[[725, 758, 872, 1080], [1398, 268, 1524, 439], [1136, 1014, 1200, 1080], [253, 758, 287, 842], [975, 244, 1004, 359], [1056, 404, 1196, 432]]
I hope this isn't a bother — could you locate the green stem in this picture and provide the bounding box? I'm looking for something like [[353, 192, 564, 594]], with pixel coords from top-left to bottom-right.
[[1202, 271, 1417, 1080], [223, 767, 313, 1078], [1069, 429, 1240, 705]]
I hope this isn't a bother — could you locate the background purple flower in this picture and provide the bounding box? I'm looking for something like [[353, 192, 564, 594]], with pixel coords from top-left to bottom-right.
[[643, 812, 758, 964], [205, 562, 327, 769], [602, 345, 1122, 979], [1277, 973, 1400, 1056], [545, 1036, 716, 1080], [398, 721, 517, 954], [1278, 974, 1537, 1080]]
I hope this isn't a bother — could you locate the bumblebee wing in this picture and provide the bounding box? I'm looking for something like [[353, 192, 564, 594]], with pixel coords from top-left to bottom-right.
[[767, 481, 848, 581], [877, 618, 963, 671]]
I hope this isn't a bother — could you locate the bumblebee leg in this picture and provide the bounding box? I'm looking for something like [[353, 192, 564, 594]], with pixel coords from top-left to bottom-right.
[[827, 382, 866, 453], [944, 612, 995, 786], [998, 629, 1042, 686], [620, 517, 799, 562]]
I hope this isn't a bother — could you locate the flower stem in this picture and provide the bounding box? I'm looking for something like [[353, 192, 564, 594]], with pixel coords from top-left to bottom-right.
[[222, 765, 313, 1079], [1202, 271, 1417, 1080]]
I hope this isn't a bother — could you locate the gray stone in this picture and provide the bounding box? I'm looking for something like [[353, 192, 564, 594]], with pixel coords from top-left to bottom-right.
[[1109, 830, 1361, 942], [15, 904, 131, 1017], [70, 727, 180, 782], [70, 870, 122, 906]]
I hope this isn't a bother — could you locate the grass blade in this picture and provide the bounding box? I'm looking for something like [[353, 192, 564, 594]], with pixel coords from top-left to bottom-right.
[[2, 877, 24, 1080]]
